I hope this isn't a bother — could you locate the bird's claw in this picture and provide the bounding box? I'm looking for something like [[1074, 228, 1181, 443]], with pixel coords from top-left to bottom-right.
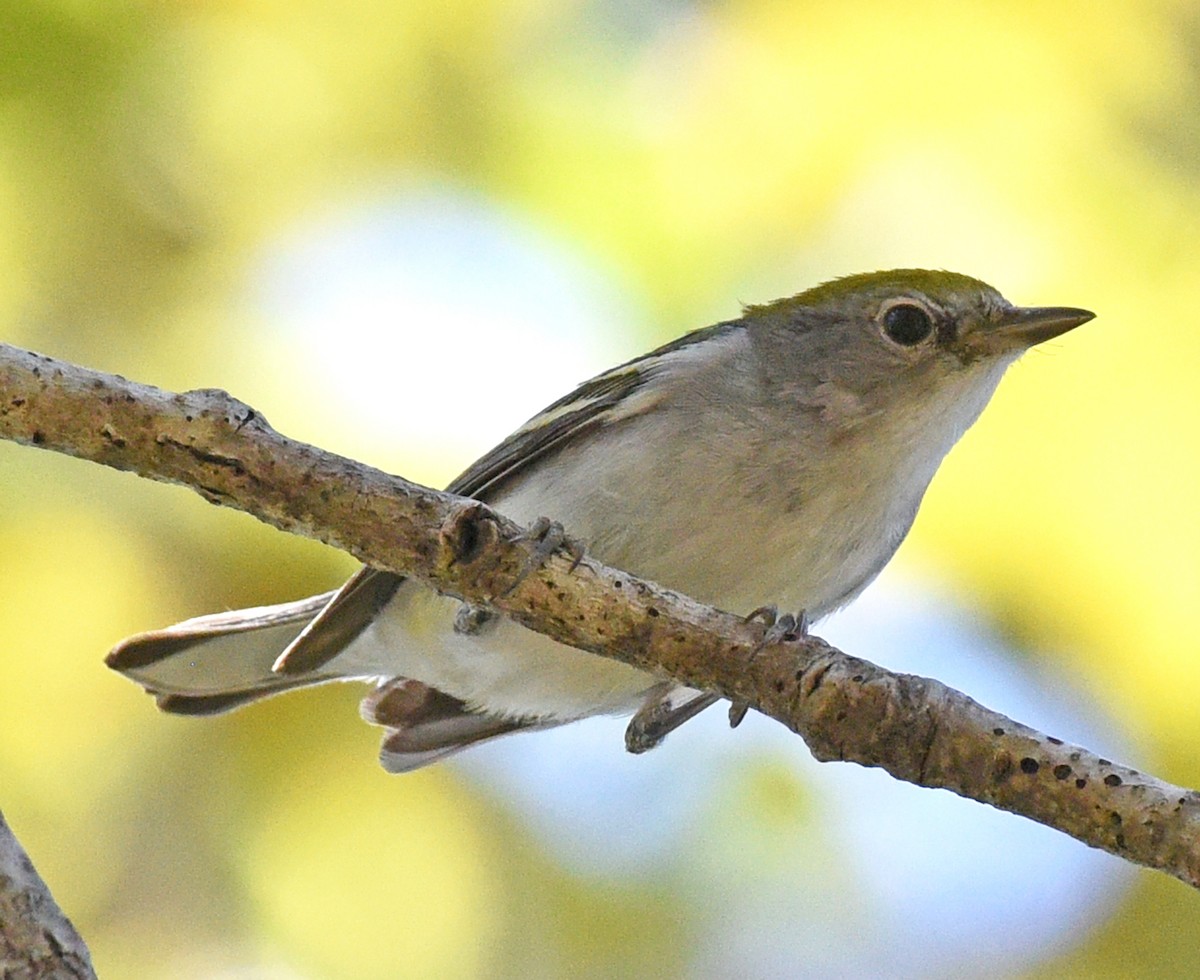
[[744, 604, 810, 644], [728, 606, 811, 728], [502, 517, 586, 596], [626, 684, 719, 753]]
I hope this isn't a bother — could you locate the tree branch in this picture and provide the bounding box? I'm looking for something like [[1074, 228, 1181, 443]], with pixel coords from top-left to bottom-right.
[[1, 341, 1198, 890], [0, 810, 96, 978]]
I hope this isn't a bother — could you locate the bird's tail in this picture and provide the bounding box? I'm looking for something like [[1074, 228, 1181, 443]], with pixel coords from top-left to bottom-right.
[[106, 592, 338, 715], [106, 587, 543, 772]]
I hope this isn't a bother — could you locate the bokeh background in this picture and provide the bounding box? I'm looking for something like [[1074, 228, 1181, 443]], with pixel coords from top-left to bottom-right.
[[1, 1, 1198, 976]]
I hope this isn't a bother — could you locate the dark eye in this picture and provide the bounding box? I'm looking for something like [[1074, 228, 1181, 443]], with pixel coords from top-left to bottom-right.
[[882, 303, 934, 346]]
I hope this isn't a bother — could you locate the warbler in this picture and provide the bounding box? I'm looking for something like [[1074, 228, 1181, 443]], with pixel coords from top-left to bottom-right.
[[108, 269, 1092, 771]]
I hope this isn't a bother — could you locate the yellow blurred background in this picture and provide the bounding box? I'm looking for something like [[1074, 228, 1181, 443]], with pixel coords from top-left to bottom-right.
[[2, 0, 1199, 976]]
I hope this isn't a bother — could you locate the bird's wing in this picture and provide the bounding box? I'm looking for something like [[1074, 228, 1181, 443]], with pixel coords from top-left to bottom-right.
[[273, 352, 662, 675], [274, 321, 740, 677]]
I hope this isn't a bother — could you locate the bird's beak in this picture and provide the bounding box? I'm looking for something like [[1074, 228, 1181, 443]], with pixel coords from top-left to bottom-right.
[[990, 305, 1095, 347]]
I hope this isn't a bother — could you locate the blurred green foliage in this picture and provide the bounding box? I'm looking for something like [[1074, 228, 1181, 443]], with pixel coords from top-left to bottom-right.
[[2, 0, 1199, 976]]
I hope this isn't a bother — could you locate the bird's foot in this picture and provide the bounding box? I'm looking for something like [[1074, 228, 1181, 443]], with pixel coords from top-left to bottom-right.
[[744, 604, 810, 643], [502, 516, 586, 596], [626, 683, 720, 754], [728, 605, 810, 727]]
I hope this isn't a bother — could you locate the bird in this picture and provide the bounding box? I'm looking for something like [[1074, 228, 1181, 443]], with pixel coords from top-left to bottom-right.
[[107, 269, 1092, 772]]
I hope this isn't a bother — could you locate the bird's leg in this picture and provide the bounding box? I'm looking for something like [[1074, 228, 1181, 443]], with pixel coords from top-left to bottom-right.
[[625, 683, 720, 754], [728, 606, 810, 728], [501, 516, 586, 596]]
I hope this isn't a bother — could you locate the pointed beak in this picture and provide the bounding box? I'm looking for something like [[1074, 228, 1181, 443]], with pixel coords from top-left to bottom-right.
[[990, 305, 1095, 347]]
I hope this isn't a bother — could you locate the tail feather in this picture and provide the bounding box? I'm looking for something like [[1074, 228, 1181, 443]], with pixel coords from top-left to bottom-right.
[[154, 681, 322, 716], [108, 592, 547, 773], [106, 593, 336, 705]]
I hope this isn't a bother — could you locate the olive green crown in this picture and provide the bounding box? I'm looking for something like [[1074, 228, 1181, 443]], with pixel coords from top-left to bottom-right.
[[746, 269, 1000, 318]]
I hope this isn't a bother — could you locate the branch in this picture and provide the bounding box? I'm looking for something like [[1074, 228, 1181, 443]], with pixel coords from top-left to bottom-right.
[[2, 342, 1198, 890], [0, 810, 96, 978]]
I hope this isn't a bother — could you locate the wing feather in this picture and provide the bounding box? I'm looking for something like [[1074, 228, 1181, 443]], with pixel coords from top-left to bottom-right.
[[274, 320, 742, 676]]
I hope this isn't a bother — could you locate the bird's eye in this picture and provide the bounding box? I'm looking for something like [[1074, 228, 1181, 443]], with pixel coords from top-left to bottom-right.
[[881, 303, 934, 346]]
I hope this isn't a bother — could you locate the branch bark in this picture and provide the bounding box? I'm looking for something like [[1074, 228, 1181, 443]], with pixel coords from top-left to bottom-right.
[[0, 810, 96, 978], [1, 341, 1198, 890]]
